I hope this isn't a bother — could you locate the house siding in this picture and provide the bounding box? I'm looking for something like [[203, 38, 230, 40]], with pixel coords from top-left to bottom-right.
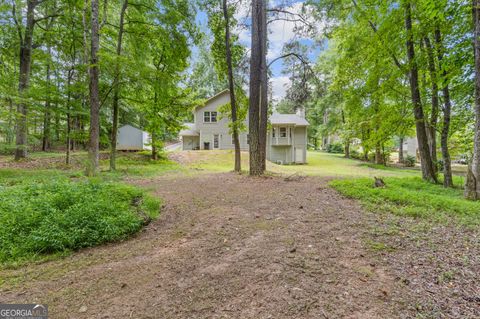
[[182, 91, 308, 165], [194, 92, 248, 150], [293, 126, 307, 163]]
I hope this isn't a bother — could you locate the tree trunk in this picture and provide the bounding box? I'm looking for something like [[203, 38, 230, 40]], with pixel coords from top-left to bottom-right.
[[110, 0, 128, 171], [466, 0, 480, 199], [222, 0, 241, 172], [15, 0, 36, 160], [423, 36, 439, 173], [151, 132, 158, 160], [434, 28, 454, 188], [375, 143, 382, 164], [259, 0, 268, 172], [248, 0, 266, 176], [399, 137, 404, 163], [42, 44, 52, 152], [404, 1, 438, 183], [87, 0, 100, 175], [344, 139, 350, 158]]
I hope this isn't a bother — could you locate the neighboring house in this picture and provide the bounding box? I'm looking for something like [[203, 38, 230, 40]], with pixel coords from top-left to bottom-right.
[[179, 90, 309, 164], [117, 125, 152, 151], [267, 112, 309, 164]]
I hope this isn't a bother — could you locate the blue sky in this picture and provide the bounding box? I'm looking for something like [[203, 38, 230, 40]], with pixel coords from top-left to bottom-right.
[[193, 0, 324, 102]]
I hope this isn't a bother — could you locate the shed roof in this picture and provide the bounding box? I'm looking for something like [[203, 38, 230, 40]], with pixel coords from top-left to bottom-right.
[[270, 113, 309, 126], [119, 124, 148, 133]]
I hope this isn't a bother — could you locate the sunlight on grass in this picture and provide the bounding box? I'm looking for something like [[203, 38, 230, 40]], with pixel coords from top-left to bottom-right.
[[330, 176, 479, 226], [178, 150, 419, 178]]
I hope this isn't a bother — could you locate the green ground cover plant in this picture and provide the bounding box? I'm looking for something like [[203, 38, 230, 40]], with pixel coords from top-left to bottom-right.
[[0, 174, 160, 265]]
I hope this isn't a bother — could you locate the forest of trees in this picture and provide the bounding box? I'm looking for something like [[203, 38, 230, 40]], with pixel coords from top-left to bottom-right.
[[0, 0, 198, 172], [277, 0, 480, 198], [2, 0, 480, 199]]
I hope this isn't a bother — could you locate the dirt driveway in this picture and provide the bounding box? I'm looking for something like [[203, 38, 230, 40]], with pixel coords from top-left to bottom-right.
[[0, 172, 415, 318]]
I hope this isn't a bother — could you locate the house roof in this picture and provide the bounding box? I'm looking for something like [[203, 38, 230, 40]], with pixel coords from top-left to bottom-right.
[[270, 113, 309, 126], [195, 89, 230, 111], [179, 123, 199, 136]]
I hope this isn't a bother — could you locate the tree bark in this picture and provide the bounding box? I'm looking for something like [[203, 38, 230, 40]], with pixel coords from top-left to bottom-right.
[[42, 43, 52, 152], [110, 0, 128, 171], [423, 36, 439, 172], [434, 28, 454, 188], [151, 132, 158, 160], [222, 0, 241, 172], [466, 0, 480, 199], [344, 139, 350, 158], [87, 0, 100, 175], [14, 0, 37, 160], [66, 68, 73, 165], [248, 0, 266, 176], [375, 143, 382, 164], [404, 1, 438, 183], [259, 0, 268, 172], [399, 137, 404, 163]]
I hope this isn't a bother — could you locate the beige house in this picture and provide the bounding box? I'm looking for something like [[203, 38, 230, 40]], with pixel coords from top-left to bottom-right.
[[179, 90, 309, 164]]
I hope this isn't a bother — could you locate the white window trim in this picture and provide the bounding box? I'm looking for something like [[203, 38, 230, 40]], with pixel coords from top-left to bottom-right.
[[203, 111, 218, 123]]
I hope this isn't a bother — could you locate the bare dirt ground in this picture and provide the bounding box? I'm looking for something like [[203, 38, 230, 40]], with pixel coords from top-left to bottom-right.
[[0, 170, 478, 318]]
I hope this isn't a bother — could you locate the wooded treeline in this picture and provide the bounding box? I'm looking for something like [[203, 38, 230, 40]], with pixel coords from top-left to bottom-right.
[[274, 0, 479, 194], [0, 0, 198, 171]]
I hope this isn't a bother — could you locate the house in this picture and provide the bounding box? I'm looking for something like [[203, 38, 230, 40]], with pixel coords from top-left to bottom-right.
[[117, 125, 152, 151], [179, 90, 309, 164], [179, 90, 249, 151]]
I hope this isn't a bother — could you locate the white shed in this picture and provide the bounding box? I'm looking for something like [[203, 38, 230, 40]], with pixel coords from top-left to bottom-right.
[[117, 125, 152, 151], [402, 137, 418, 158]]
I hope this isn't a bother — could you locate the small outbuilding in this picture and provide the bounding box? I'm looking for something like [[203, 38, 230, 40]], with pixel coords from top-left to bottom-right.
[[117, 125, 152, 151]]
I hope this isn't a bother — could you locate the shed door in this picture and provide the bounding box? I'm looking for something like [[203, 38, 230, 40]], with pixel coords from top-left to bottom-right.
[[295, 147, 304, 163]]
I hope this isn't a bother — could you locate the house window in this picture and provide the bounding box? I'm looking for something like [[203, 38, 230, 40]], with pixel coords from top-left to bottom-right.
[[214, 134, 219, 148], [280, 127, 287, 138], [203, 111, 218, 123], [272, 127, 276, 138]]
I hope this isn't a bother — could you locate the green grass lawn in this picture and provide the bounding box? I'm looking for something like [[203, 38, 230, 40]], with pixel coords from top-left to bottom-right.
[[330, 176, 479, 226], [181, 150, 418, 178]]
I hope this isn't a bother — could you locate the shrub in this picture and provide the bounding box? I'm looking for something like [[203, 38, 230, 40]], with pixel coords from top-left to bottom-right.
[[349, 149, 362, 160], [326, 142, 344, 154], [404, 155, 416, 167], [0, 178, 160, 264]]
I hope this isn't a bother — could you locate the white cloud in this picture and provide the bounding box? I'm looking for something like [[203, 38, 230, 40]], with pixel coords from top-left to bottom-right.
[[270, 76, 291, 102]]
